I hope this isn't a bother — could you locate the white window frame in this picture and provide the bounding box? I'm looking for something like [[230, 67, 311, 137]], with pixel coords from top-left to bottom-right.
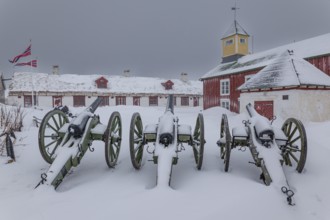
[[245, 74, 255, 82], [220, 79, 230, 95], [240, 38, 246, 44], [221, 99, 230, 110]]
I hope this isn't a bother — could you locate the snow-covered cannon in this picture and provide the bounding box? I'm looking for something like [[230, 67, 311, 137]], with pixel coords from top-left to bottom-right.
[[129, 95, 205, 186], [217, 103, 307, 205], [36, 97, 122, 189]]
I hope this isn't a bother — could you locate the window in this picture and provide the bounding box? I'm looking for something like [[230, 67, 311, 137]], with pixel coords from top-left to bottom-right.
[[133, 96, 140, 106], [149, 96, 158, 106], [98, 96, 109, 106], [220, 79, 230, 95], [97, 81, 107, 88], [225, 39, 234, 46], [245, 74, 255, 82], [193, 97, 199, 107], [174, 96, 177, 106], [240, 38, 246, 44], [53, 96, 62, 107], [282, 95, 289, 100], [73, 96, 85, 107], [24, 95, 32, 107], [116, 96, 126, 105], [181, 97, 189, 106], [221, 99, 230, 110]]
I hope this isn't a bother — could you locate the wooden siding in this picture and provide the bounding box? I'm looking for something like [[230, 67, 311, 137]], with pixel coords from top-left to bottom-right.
[[203, 69, 260, 112], [203, 78, 220, 109], [306, 54, 330, 76]]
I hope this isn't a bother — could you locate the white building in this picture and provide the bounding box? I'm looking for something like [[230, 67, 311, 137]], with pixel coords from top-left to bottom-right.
[[7, 72, 203, 108], [238, 51, 330, 122]]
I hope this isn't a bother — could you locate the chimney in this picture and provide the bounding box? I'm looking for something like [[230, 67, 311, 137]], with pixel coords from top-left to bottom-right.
[[52, 65, 59, 75], [123, 69, 130, 77], [180, 72, 188, 82]]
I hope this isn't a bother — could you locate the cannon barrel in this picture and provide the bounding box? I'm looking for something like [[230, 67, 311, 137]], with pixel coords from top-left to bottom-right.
[[246, 103, 274, 142], [88, 97, 103, 113], [246, 103, 259, 117], [68, 97, 102, 138], [165, 95, 174, 114], [158, 96, 175, 146]]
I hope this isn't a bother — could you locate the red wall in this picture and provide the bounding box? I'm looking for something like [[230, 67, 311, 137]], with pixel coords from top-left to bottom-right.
[[306, 55, 330, 76], [203, 77, 220, 109], [203, 69, 259, 112], [202, 54, 330, 112]]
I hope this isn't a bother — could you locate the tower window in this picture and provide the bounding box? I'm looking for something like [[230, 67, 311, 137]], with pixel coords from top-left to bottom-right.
[[240, 38, 246, 44], [225, 39, 234, 46]]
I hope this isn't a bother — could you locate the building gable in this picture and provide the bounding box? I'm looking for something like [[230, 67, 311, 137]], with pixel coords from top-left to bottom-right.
[[161, 80, 174, 90], [95, 76, 108, 89]]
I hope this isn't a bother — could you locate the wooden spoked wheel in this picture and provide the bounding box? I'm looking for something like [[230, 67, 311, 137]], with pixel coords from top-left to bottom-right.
[[281, 118, 307, 173], [105, 111, 122, 168], [220, 114, 231, 172], [129, 112, 144, 170], [192, 113, 205, 170], [38, 110, 69, 164]]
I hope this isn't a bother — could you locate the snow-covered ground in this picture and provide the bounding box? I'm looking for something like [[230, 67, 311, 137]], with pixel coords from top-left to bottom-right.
[[0, 105, 329, 220]]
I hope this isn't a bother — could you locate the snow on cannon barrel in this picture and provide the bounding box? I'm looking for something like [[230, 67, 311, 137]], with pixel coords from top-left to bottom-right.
[[218, 103, 308, 205], [67, 98, 103, 138], [129, 94, 205, 187], [158, 96, 175, 146], [36, 97, 122, 189], [246, 103, 274, 145]]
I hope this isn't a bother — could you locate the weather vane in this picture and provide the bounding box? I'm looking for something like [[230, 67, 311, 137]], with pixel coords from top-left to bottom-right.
[[231, 2, 239, 21]]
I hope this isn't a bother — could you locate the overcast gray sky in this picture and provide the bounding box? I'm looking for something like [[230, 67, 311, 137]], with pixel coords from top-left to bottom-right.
[[1, 0, 330, 80]]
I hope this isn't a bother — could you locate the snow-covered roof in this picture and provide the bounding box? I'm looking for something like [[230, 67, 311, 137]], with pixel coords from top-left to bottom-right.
[[222, 20, 249, 39], [9, 72, 202, 95], [202, 33, 330, 80], [238, 51, 330, 90]]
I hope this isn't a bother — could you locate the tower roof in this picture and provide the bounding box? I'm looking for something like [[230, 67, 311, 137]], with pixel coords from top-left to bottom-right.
[[238, 50, 330, 91], [222, 20, 249, 39]]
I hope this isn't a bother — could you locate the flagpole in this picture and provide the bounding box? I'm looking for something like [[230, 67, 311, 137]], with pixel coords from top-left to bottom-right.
[[30, 39, 35, 108]]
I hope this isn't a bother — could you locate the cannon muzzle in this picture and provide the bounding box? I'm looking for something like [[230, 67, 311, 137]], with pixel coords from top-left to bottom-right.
[[158, 111, 175, 146], [88, 97, 103, 113], [246, 103, 259, 117]]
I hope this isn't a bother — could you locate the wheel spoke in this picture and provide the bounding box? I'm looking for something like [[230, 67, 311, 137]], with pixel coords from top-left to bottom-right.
[[44, 134, 58, 138], [288, 126, 298, 141], [51, 116, 60, 130], [286, 122, 292, 135], [46, 123, 59, 133], [112, 126, 120, 134], [44, 139, 59, 148], [289, 135, 301, 145], [288, 151, 299, 163], [59, 114, 63, 127], [134, 144, 142, 153], [134, 128, 142, 137]]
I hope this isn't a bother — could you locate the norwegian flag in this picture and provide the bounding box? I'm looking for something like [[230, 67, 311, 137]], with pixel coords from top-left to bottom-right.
[[14, 59, 37, 68], [9, 44, 31, 63]]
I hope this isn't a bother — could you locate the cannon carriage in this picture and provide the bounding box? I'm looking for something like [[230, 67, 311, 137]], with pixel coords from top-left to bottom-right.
[[36, 97, 122, 189], [129, 95, 205, 186], [217, 103, 307, 205]]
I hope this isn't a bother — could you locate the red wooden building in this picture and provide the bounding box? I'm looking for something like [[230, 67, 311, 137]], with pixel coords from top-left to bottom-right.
[[201, 29, 330, 113]]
